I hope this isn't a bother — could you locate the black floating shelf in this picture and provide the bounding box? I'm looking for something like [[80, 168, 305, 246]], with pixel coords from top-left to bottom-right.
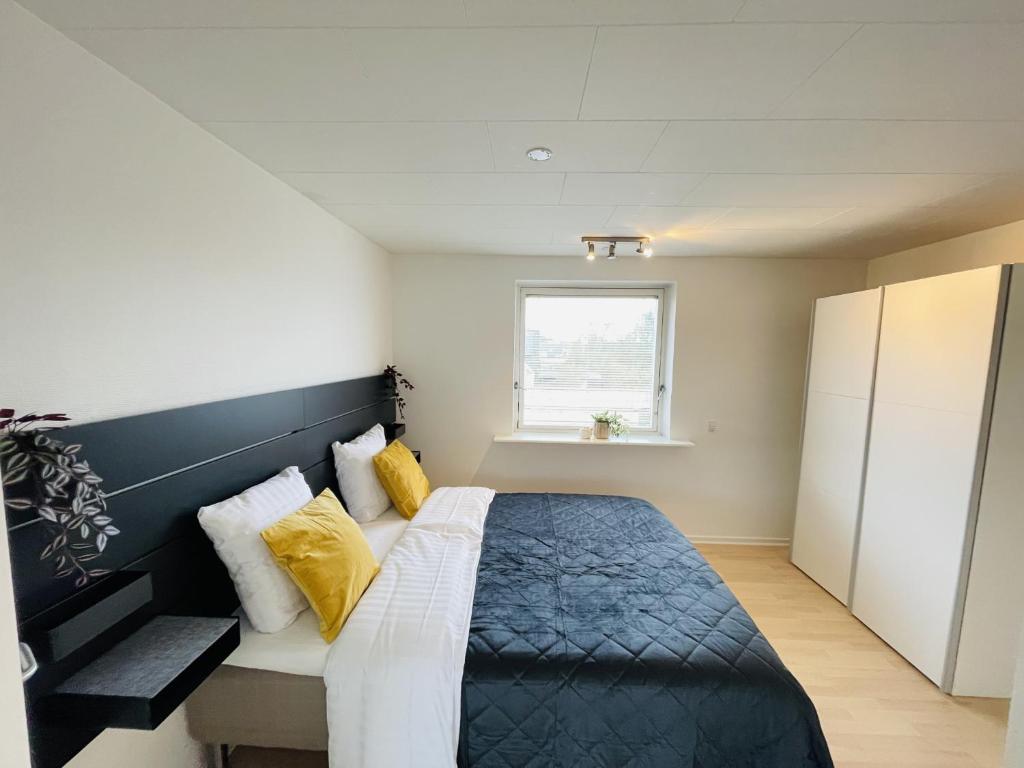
[[39, 615, 239, 730], [32, 571, 153, 663], [384, 422, 406, 442]]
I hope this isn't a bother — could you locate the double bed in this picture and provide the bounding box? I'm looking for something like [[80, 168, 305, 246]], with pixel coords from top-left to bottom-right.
[[188, 492, 832, 768]]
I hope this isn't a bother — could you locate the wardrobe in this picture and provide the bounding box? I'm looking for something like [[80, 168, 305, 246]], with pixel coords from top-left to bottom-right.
[[791, 264, 1024, 698]]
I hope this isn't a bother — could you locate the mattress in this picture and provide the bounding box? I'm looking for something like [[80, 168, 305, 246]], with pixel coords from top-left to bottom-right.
[[461, 493, 834, 768], [222, 507, 409, 677]]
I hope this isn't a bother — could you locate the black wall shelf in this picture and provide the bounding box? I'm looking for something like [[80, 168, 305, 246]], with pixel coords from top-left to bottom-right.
[[39, 615, 239, 731], [32, 572, 153, 664], [384, 422, 406, 442]]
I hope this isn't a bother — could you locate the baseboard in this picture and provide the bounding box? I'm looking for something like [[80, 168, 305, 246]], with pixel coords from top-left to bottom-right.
[[687, 535, 791, 547]]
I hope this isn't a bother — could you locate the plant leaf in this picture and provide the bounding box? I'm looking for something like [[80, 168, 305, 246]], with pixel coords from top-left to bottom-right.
[[4, 498, 33, 510], [95, 533, 107, 552], [5, 453, 29, 471], [37, 506, 57, 523], [2, 468, 27, 486], [103, 526, 120, 536]]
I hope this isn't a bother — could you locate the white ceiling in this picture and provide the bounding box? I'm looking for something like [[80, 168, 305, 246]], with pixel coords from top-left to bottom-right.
[[19, 0, 1024, 259]]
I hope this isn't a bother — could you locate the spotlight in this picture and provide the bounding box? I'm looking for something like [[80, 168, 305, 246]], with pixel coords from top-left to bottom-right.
[[580, 235, 652, 260]]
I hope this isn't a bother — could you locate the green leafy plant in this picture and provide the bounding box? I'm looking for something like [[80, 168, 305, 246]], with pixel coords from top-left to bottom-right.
[[1, 409, 118, 588], [383, 365, 415, 420], [591, 411, 629, 437]]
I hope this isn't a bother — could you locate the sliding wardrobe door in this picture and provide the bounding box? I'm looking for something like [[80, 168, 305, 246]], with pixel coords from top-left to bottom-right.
[[852, 266, 1007, 688], [791, 288, 882, 604], [952, 265, 1024, 697]]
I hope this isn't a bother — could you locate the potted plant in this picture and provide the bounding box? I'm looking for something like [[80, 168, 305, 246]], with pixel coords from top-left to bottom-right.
[[591, 411, 628, 440], [382, 365, 414, 420], [1, 409, 118, 587]]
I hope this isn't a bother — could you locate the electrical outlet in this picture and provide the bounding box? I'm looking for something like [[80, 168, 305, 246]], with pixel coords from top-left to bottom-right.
[[706, 419, 719, 433]]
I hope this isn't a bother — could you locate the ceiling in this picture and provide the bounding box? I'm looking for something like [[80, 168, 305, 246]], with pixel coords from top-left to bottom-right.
[[19, 0, 1024, 259]]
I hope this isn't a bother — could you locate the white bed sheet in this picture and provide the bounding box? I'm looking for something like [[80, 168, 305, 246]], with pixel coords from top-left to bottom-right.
[[222, 507, 410, 677], [325, 486, 495, 768]]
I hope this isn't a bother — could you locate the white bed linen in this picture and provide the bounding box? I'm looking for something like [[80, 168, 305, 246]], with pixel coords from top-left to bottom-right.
[[223, 507, 410, 677], [357, 507, 412, 560], [324, 486, 495, 768]]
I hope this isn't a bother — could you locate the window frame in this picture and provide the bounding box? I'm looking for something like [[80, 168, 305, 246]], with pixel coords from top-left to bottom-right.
[[513, 284, 669, 435]]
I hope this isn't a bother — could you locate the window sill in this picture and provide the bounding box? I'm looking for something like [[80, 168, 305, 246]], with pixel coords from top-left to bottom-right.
[[493, 432, 694, 448]]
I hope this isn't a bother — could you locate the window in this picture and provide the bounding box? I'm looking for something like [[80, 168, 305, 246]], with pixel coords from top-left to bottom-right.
[[515, 285, 668, 433]]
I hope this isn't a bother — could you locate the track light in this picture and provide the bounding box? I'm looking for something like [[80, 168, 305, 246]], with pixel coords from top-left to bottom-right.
[[580, 235, 652, 261]]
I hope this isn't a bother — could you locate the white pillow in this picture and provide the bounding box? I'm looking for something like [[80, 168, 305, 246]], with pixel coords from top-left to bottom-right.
[[197, 466, 312, 633], [332, 424, 391, 523]]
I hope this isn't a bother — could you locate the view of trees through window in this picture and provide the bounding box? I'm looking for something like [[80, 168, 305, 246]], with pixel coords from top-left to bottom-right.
[[520, 293, 660, 429]]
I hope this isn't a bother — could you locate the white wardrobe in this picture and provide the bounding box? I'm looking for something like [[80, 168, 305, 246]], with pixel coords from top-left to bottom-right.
[[792, 264, 1024, 697], [791, 288, 881, 605]]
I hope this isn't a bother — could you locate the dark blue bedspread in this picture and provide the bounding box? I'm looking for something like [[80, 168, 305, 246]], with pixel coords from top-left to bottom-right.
[[460, 493, 833, 768]]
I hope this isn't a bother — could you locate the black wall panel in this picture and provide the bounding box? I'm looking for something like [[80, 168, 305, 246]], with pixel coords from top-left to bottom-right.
[[4, 375, 395, 767]]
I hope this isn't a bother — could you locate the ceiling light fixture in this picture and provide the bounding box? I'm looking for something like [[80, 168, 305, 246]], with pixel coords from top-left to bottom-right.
[[580, 235, 653, 261], [526, 147, 553, 162]]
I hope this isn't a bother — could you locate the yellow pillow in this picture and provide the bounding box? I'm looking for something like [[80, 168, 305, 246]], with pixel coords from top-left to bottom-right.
[[260, 488, 379, 643], [372, 440, 430, 520]]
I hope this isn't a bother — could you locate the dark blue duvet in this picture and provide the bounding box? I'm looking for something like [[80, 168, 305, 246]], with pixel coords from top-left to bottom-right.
[[460, 493, 833, 768]]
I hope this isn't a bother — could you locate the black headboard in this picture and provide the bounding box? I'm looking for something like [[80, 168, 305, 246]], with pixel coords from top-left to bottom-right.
[[5, 375, 395, 766]]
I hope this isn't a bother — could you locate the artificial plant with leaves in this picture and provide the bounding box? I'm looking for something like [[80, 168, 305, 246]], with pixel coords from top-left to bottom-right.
[[383, 365, 415, 420], [591, 410, 630, 437], [1, 409, 118, 587]]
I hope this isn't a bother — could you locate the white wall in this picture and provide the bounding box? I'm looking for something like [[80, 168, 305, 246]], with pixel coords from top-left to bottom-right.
[[393, 254, 865, 542], [0, 487, 31, 768], [1, 0, 392, 425], [867, 219, 1024, 288], [0, 1, 392, 765]]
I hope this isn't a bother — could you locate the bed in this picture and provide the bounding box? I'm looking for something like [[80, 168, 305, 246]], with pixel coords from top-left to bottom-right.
[[189, 492, 831, 768], [187, 508, 410, 750]]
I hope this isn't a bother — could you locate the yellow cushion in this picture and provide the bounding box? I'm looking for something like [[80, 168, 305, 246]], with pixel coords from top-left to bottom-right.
[[260, 489, 379, 643], [372, 440, 430, 520]]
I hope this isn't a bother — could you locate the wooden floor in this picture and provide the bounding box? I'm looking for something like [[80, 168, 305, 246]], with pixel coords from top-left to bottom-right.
[[232, 544, 1010, 768], [699, 544, 1009, 768]]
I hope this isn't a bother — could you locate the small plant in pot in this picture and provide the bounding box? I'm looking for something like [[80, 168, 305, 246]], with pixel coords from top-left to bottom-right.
[[591, 411, 629, 440]]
